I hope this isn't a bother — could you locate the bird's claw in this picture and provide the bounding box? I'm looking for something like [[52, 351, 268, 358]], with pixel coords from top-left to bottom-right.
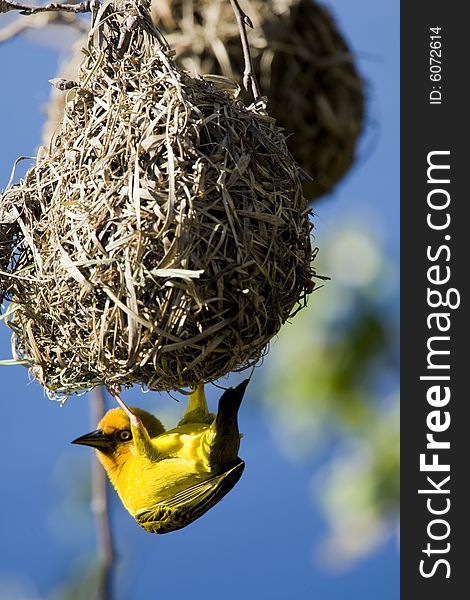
[[107, 384, 140, 427]]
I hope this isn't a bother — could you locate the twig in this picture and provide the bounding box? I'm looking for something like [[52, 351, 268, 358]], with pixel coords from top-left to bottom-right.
[[91, 386, 115, 600], [49, 77, 79, 90], [0, 0, 93, 16], [228, 0, 260, 99]]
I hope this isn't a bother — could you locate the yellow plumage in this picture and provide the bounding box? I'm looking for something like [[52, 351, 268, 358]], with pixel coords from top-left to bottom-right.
[[72, 380, 248, 533]]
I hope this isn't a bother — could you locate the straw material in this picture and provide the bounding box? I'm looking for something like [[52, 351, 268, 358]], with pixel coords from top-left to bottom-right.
[[150, 0, 365, 199], [43, 0, 364, 200], [0, 194, 25, 305], [1, 0, 316, 397]]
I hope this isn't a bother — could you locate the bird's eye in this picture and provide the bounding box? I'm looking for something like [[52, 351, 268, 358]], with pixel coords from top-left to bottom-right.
[[118, 429, 132, 441]]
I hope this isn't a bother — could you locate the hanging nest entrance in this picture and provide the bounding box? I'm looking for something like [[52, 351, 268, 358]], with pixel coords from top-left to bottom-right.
[[1, 0, 316, 397]]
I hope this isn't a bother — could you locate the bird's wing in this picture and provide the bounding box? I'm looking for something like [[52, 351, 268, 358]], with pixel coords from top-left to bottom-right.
[[134, 459, 245, 534]]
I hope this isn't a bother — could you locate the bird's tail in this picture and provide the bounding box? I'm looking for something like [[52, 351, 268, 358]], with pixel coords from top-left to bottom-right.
[[215, 379, 249, 431], [209, 379, 250, 471]]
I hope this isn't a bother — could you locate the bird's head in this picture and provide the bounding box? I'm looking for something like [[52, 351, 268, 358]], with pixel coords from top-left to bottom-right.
[[72, 407, 165, 457]]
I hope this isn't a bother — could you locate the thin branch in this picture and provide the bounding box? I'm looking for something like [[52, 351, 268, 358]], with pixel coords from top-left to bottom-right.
[[91, 386, 116, 600], [49, 77, 79, 90], [0, 0, 93, 16], [116, 14, 138, 56], [228, 0, 260, 100]]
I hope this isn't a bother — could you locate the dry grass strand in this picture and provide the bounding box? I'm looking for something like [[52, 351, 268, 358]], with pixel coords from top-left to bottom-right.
[[1, 0, 316, 397]]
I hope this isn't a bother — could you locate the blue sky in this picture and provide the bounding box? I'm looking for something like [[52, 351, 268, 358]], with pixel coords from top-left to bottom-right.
[[0, 2, 399, 598]]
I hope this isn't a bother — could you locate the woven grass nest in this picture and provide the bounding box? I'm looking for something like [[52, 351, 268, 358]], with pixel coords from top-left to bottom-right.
[[152, 0, 365, 199], [0, 196, 24, 305], [0, 0, 316, 397], [43, 0, 365, 200]]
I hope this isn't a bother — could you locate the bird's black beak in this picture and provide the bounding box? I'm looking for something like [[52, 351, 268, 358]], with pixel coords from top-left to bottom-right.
[[71, 429, 112, 450]]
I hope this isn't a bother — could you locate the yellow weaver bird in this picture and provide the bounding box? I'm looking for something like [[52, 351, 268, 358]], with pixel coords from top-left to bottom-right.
[[72, 380, 249, 534]]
